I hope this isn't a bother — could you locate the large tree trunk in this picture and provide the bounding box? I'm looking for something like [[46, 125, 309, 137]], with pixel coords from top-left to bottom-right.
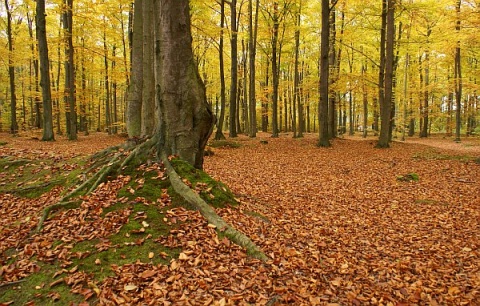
[[126, 0, 143, 138], [157, 0, 214, 170], [36, 0, 55, 141]]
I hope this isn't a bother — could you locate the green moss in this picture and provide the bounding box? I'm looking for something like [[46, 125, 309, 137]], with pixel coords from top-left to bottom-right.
[[0, 141, 7, 146], [171, 158, 238, 208], [397, 173, 420, 182], [72, 200, 178, 282], [0, 261, 84, 306], [415, 199, 449, 207], [208, 140, 241, 149], [413, 150, 475, 162], [0, 156, 87, 199]]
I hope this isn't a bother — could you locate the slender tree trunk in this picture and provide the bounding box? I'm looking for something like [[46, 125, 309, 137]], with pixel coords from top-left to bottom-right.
[[318, 0, 330, 147], [157, 0, 215, 169], [454, 0, 462, 142], [5, 0, 18, 135], [103, 26, 111, 135], [271, 3, 280, 138], [248, 0, 259, 137], [215, 0, 227, 140], [377, 0, 394, 148], [27, 12, 42, 129], [141, 0, 155, 137], [64, 0, 77, 140], [36, 0, 54, 141], [112, 45, 118, 134], [229, 0, 238, 137], [126, 0, 143, 138], [293, 0, 303, 138]]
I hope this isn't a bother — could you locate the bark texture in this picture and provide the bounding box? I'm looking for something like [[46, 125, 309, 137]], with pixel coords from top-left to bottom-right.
[[157, 0, 214, 170], [126, 0, 143, 138], [36, 0, 54, 141]]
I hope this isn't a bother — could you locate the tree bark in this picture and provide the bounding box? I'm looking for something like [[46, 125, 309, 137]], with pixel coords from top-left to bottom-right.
[[36, 0, 55, 141], [126, 0, 143, 138], [229, 0, 239, 138], [157, 0, 215, 170], [63, 0, 77, 140], [293, 0, 303, 138], [141, 0, 156, 137], [454, 0, 462, 142], [215, 0, 227, 140], [248, 0, 259, 137], [377, 0, 394, 148], [5, 0, 18, 135], [318, 0, 330, 147]]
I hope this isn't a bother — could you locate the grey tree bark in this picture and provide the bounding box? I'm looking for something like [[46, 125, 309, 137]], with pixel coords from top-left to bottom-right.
[[377, 0, 395, 148], [214, 0, 227, 140], [248, 0, 259, 138], [126, 0, 143, 138], [36, 0, 55, 141], [318, 0, 330, 147], [229, 0, 238, 138], [5, 0, 18, 135], [141, 0, 156, 137], [454, 0, 462, 142], [63, 0, 77, 140], [157, 0, 215, 169]]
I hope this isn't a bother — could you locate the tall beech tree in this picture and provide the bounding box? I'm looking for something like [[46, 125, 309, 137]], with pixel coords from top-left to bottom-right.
[[63, 0, 77, 140], [377, 0, 395, 148], [36, 0, 55, 141], [215, 0, 227, 140], [157, 0, 215, 169], [126, 0, 143, 138], [4, 0, 18, 135], [229, 0, 239, 138]]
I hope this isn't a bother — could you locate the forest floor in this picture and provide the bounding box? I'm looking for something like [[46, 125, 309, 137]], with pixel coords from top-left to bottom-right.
[[0, 131, 479, 305]]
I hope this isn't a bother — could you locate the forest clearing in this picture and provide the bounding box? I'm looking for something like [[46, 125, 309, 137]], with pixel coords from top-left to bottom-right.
[[0, 132, 479, 305]]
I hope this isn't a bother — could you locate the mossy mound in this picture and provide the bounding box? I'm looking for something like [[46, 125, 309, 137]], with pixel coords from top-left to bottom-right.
[[0, 156, 85, 198]]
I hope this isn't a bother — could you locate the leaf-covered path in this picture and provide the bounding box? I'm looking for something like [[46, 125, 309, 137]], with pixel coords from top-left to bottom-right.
[[0, 132, 479, 305], [204, 134, 480, 305]]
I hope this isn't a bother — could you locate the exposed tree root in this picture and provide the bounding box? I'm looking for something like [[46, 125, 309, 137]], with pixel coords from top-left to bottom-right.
[[35, 137, 268, 262], [160, 151, 269, 262]]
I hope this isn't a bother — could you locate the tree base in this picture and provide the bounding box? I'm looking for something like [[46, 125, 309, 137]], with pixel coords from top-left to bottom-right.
[[36, 138, 268, 261]]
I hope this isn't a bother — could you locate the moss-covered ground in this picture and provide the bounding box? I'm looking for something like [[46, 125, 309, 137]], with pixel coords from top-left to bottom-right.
[[0, 149, 245, 305]]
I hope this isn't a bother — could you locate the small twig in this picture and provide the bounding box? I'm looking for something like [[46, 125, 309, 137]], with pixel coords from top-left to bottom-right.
[[0, 279, 26, 288]]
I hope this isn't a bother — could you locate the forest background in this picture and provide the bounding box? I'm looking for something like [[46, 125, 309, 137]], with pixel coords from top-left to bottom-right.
[[0, 0, 478, 143]]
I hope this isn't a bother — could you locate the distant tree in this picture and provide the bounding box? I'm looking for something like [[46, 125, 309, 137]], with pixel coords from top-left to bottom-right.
[[377, 0, 395, 148], [215, 0, 227, 140], [318, 0, 330, 147], [63, 0, 77, 140], [36, 0, 55, 141], [229, 0, 239, 138], [4, 0, 18, 135]]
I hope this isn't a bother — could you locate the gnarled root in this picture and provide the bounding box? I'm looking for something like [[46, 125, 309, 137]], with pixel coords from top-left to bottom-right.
[[160, 151, 268, 262]]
